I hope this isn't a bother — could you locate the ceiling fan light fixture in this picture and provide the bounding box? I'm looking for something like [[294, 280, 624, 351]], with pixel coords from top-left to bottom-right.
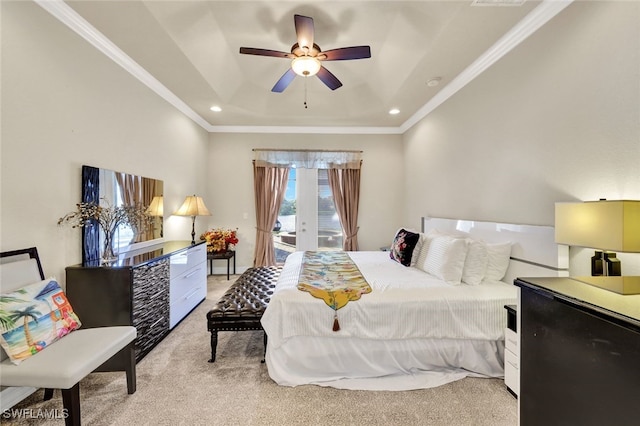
[[291, 56, 321, 77]]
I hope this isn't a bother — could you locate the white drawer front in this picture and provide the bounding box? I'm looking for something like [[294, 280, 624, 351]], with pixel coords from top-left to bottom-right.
[[504, 348, 519, 395], [171, 263, 206, 304], [170, 283, 206, 328], [505, 328, 518, 354], [170, 244, 207, 279]]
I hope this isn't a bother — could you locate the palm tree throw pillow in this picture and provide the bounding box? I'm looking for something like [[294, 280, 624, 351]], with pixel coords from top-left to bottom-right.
[[0, 278, 81, 364]]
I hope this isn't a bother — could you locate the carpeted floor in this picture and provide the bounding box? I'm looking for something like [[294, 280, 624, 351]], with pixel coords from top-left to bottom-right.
[[3, 275, 517, 425]]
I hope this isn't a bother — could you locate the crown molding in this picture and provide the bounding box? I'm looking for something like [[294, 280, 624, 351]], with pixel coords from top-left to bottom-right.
[[35, 0, 215, 132], [209, 126, 403, 135], [37, 0, 572, 136], [400, 0, 573, 133]]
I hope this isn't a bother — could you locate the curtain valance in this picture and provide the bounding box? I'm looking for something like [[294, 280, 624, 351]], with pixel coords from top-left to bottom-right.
[[253, 149, 362, 169]]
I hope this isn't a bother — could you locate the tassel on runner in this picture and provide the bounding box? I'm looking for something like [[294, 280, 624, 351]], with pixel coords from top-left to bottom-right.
[[332, 311, 340, 332]]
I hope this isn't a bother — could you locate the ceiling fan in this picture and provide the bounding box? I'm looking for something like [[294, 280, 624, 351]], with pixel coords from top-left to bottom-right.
[[239, 14, 371, 93]]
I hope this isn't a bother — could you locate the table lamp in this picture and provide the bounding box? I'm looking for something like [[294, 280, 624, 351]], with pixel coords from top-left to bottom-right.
[[555, 200, 640, 294], [174, 195, 211, 244]]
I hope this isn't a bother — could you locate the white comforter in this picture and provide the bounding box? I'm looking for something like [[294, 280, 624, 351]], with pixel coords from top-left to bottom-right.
[[261, 251, 517, 349]]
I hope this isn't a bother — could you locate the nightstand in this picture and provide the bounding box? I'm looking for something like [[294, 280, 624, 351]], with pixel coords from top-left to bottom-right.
[[504, 304, 518, 397]]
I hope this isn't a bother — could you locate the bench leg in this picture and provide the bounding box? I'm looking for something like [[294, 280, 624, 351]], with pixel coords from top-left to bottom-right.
[[43, 388, 54, 401], [262, 332, 267, 364], [61, 383, 81, 426], [208, 330, 218, 363], [124, 342, 136, 394]]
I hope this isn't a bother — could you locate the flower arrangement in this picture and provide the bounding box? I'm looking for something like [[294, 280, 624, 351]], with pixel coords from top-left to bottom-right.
[[200, 228, 239, 253], [58, 199, 153, 262]]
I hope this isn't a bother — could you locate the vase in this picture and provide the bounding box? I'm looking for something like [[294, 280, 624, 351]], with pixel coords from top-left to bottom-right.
[[101, 228, 118, 265]]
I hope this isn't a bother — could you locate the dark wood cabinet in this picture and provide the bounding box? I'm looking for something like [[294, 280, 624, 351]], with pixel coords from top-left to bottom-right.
[[66, 241, 206, 363], [515, 277, 640, 426]]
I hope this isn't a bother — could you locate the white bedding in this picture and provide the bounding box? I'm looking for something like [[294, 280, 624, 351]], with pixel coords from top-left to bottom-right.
[[261, 251, 518, 390]]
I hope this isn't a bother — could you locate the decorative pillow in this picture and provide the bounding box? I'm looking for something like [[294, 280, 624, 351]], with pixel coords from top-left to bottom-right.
[[389, 228, 421, 267], [423, 235, 469, 285], [0, 277, 81, 365], [485, 242, 512, 281], [462, 238, 489, 286]]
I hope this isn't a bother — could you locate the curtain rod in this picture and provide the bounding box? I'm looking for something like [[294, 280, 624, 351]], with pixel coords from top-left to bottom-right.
[[252, 148, 363, 153]]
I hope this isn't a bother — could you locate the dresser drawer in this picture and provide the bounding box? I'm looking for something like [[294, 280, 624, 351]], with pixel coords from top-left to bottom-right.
[[505, 328, 518, 354], [171, 262, 206, 304], [170, 284, 206, 328], [505, 347, 519, 395], [170, 244, 207, 279]]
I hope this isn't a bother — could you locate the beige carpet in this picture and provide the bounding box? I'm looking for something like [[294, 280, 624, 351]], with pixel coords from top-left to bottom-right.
[[3, 275, 517, 425]]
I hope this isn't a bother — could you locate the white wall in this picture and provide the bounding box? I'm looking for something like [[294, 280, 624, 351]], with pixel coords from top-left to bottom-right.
[[402, 1, 639, 273], [1, 2, 209, 283], [205, 133, 404, 270], [2, 1, 638, 281]]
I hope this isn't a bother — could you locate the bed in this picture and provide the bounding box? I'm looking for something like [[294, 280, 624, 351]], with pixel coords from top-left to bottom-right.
[[261, 217, 568, 391]]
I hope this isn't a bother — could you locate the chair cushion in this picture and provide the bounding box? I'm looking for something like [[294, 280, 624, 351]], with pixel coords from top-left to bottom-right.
[[0, 326, 136, 389]]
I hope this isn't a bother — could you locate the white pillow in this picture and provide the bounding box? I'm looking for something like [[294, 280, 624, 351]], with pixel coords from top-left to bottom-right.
[[413, 229, 438, 269], [462, 239, 488, 286], [408, 229, 425, 267], [422, 235, 469, 285], [485, 242, 512, 281]]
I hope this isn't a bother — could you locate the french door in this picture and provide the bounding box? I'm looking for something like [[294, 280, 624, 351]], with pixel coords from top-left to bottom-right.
[[275, 168, 343, 261]]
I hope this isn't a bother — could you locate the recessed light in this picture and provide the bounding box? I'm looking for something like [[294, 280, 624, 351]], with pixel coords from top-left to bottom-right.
[[389, 108, 400, 115], [427, 78, 441, 87], [210, 106, 222, 112]]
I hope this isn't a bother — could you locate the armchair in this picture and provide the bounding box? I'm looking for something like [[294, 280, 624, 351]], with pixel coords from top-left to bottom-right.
[[0, 247, 137, 425]]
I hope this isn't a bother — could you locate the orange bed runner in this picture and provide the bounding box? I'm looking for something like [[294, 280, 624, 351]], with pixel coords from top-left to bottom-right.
[[297, 251, 372, 331]]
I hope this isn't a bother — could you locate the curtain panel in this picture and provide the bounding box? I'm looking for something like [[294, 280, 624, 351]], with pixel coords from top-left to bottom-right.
[[253, 163, 290, 267], [328, 168, 361, 251]]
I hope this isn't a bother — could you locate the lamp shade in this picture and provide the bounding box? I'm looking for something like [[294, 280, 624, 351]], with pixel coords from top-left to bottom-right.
[[555, 200, 640, 252], [174, 195, 211, 217], [146, 196, 164, 217]]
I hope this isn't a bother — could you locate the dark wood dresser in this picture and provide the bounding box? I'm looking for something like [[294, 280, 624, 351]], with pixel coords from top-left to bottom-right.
[[66, 241, 207, 363], [515, 277, 640, 426]]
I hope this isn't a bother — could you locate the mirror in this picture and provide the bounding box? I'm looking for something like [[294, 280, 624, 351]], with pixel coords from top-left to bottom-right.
[[81, 165, 163, 263]]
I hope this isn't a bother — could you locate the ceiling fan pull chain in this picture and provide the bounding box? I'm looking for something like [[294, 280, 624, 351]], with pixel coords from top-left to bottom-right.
[[304, 77, 308, 109]]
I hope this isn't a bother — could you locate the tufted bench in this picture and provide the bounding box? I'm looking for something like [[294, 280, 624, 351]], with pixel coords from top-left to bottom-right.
[[206, 266, 281, 363]]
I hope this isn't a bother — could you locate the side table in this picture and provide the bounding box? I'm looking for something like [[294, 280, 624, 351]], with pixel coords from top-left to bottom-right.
[[207, 250, 236, 280]]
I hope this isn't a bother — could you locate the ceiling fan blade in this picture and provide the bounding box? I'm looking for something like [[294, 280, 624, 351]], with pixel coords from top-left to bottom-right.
[[316, 66, 342, 90], [321, 46, 372, 61], [272, 68, 297, 93], [294, 14, 314, 52], [239, 47, 290, 58]]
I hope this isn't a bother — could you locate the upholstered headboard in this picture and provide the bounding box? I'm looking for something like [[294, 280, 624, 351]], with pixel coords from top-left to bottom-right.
[[421, 217, 569, 284]]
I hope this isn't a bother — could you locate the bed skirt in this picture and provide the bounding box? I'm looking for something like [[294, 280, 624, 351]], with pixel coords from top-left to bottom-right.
[[265, 335, 505, 391]]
